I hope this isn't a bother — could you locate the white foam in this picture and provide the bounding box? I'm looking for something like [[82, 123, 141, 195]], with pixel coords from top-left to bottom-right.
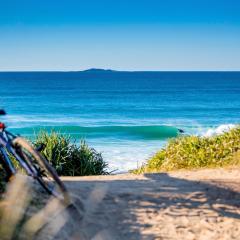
[[202, 124, 236, 137], [88, 140, 165, 173]]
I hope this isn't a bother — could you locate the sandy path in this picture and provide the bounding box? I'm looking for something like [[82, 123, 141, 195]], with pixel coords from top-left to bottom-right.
[[37, 168, 240, 240]]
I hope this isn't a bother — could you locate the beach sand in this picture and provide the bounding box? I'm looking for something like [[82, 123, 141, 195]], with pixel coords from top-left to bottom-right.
[[36, 168, 240, 240]]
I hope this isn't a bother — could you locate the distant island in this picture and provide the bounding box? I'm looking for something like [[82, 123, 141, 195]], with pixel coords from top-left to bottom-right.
[[82, 68, 117, 73]]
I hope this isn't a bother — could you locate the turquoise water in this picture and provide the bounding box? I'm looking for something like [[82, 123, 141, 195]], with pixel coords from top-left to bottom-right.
[[0, 71, 240, 171]]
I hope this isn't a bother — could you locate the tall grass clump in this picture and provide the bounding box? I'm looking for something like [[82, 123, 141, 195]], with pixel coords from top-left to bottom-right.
[[134, 126, 240, 173], [35, 131, 109, 176]]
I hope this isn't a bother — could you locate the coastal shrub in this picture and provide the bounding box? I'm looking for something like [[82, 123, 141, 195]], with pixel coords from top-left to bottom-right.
[[0, 131, 108, 195], [34, 131, 109, 176], [134, 126, 240, 173], [61, 140, 109, 176], [34, 131, 71, 174]]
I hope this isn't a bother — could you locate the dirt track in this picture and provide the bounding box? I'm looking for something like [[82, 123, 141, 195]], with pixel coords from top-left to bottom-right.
[[37, 168, 239, 240]]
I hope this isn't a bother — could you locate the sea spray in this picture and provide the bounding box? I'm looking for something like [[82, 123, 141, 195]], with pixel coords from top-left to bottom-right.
[[202, 124, 236, 137]]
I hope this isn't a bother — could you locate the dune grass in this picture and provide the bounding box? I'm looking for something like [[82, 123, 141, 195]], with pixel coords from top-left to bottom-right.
[[35, 131, 109, 176], [133, 126, 240, 174], [0, 131, 109, 193]]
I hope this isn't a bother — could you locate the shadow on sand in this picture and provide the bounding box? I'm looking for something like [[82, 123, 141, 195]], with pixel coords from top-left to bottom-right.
[[55, 172, 240, 239], [1, 172, 240, 239]]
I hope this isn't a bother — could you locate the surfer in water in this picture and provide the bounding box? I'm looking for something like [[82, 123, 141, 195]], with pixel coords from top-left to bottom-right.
[[178, 128, 185, 134]]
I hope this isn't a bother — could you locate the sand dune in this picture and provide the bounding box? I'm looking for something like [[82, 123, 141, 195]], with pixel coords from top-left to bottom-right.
[[50, 168, 240, 240], [3, 168, 240, 239]]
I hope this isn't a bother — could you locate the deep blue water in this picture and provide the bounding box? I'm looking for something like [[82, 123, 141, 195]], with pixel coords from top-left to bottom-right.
[[0, 71, 240, 171]]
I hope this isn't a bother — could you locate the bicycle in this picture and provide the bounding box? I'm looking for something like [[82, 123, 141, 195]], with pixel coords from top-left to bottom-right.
[[0, 110, 70, 205]]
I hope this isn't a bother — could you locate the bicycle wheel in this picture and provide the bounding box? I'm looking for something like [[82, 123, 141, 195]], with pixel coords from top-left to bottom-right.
[[12, 137, 71, 205], [0, 148, 15, 181]]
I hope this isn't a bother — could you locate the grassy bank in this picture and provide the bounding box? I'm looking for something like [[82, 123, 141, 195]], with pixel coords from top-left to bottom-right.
[[133, 126, 240, 174], [0, 131, 109, 193], [35, 131, 109, 176]]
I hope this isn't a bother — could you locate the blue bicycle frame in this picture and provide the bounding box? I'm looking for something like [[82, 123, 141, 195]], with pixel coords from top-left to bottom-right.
[[0, 129, 37, 177]]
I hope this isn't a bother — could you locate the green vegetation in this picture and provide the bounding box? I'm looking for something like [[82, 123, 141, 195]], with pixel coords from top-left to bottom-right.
[[133, 126, 240, 173], [35, 131, 109, 176], [0, 131, 108, 194]]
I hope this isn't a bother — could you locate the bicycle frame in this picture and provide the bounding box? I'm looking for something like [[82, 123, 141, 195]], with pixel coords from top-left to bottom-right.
[[0, 110, 70, 203], [0, 129, 37, 177]]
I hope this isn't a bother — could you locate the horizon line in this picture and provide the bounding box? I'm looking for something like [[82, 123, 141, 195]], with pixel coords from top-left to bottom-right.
[[0, 68, 240, 73]]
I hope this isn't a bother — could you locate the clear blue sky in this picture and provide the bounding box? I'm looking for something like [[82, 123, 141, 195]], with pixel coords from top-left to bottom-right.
[[0, 0, 239, 71]]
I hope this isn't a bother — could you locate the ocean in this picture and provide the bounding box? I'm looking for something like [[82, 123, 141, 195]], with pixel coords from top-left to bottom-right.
[[0, 71, 240, 171]]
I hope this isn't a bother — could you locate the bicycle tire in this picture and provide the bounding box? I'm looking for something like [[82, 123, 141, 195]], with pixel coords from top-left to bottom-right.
[[0, 148, 15, 181], [12, 137, 71, 205]]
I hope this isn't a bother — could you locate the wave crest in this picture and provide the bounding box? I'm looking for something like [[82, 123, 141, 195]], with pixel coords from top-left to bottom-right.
[[202, 124, 236, 137], [11, 125, 179, 140]]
